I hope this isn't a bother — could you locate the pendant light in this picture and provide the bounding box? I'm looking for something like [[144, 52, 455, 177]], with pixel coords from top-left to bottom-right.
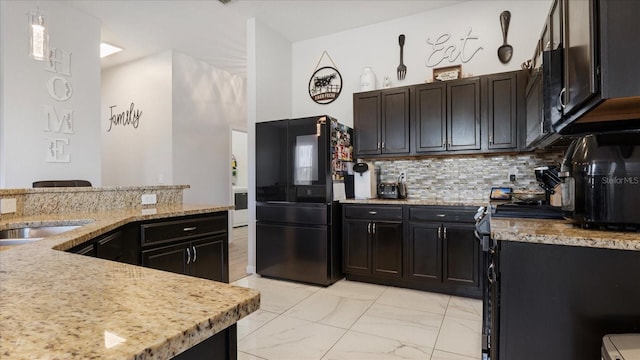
[[29, 3, 48, 61]]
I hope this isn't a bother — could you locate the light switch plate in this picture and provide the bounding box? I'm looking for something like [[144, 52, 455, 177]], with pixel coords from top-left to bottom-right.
[[0, 198, 17, 214], [141, 194, 157, 205]]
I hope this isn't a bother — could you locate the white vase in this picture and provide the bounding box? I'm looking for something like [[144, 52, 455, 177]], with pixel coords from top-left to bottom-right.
[[360, 67, 376, 91]]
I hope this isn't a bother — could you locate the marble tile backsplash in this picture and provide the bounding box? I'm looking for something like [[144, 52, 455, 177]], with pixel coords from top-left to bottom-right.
[[374, 150, 566, 202]]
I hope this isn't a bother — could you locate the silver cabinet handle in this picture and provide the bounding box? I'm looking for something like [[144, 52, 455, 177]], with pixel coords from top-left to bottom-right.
[[557, 88, 566, 110], [192, 246, 197, 263], [368, 211, 377, 215], [489, 135, 493, 145], [382, 142, 385, 149], [183, 227, 197, 231], [377, 142, 381, 150], [373, 223, 376, 234], [437, 226, 442, 239], [437, 214, 446, 217], [488, 263, 496, 283], [186, 247, 191, 265], [444, 226, 447, 240], [368, 222, 371, 234]]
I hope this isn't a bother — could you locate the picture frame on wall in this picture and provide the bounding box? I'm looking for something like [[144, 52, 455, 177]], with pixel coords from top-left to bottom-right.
[[433, 65, 462, 81]]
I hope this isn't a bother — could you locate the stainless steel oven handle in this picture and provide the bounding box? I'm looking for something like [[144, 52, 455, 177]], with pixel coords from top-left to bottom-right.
[[488, 263, 496, 284]]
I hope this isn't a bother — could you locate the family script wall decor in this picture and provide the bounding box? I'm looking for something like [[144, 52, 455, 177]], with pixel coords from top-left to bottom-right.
[[106, 102, 142, 132]]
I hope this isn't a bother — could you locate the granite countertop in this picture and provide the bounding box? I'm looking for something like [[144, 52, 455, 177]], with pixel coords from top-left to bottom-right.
[[0, 205, 260, 359], [491, 217, 640, 251], [340, 198, 485, 207]]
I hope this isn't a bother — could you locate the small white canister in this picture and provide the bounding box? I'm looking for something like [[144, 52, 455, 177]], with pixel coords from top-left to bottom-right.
[[360, 67, 376, 91]]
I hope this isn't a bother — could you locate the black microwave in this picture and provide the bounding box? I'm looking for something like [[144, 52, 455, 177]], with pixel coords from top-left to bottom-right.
[[525, 49, 563, 149]]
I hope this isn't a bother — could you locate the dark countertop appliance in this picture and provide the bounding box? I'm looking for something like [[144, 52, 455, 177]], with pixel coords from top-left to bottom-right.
[[255, 115, 352, 286], [377, 182, 406, 199], [560, 132, 640, 229]]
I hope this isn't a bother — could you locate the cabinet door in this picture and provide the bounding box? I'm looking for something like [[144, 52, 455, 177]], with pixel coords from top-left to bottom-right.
[[371, 221, 402, 279], [562, 0, 596, 115], [95, 230, 126, 262], [447, 78, 481, 151], [487, 73, 518, 150], [343, 219, 371, 275], [415, 83, 447, 153], [74, 243, 96, 257], [381, 88, 410, 154], [190, 235, 228, 282], [442, 223, 479, 289], [353, 92, 381, 156], [406, 222, 442, 282], [142, 243, 188, 276]]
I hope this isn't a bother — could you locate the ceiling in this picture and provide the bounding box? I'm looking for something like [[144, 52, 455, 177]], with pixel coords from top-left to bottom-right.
[[62, 0, 465, 78]]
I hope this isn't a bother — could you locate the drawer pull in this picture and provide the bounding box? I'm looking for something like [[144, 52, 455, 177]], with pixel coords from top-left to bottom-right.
[[368, 211, 377, 215], [183, 227, 197, 231], [437, 214, 446, 217]]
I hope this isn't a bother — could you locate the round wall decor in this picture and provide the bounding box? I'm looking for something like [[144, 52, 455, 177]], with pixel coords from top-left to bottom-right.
[[308, 66, 342, 105]]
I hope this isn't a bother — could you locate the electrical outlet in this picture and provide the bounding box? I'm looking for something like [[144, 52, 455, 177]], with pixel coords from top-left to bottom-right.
[[0, 198, 17, 214], [141, 194, 157, 205], [399, 170, 407, 182], [508, 167, 517, 183]]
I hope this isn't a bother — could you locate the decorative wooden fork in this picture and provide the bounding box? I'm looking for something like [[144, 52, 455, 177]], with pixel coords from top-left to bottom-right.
[[397, 34, 406, 80]]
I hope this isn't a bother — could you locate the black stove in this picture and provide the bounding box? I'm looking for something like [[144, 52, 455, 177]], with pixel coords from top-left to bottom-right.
[[492, 202, 564, 219]]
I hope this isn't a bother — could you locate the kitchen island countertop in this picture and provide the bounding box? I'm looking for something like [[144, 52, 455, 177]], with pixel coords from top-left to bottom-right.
[[0, 204, 260, 359], [491, 217, 640, 251]]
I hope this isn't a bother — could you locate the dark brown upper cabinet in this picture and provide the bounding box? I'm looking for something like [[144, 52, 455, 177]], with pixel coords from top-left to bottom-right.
[[353, 87, 410, 157], [414, 77, 481, 154], [550, 0, 640, 135], [486, 72, 518, 150]]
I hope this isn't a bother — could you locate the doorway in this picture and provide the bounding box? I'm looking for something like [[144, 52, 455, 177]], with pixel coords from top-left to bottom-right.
[[230, 129, 249, 282]]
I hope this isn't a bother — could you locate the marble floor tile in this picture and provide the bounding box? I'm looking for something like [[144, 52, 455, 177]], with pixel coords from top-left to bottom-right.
[[434, 316, 482, 359], [233, 275, 321, 313], [430, 349, 477, 360], [376, 286, 451, 315], [237, 351, 266, 360], [321, 331, 433, 360], [237, 309, 280, 340], [284, 291, 374, 329], [350, 303, 444, 348], [322, 279, 388, 301], [445, 296, 482, 321], [238, 315, 346, 360]]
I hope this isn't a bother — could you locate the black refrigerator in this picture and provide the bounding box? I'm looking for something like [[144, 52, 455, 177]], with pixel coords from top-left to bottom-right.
[[256, 115, 352, 286]]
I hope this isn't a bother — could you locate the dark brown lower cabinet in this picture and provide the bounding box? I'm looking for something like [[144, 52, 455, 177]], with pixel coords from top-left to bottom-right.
[[69, 225, 139, 265], [498, 240, 640, 360], [142, 234, 228, 282], [406, 217, 481, 298], [172, 325, 237, 360], [342, 204, 481, 298], [342, 205, 403, 283]]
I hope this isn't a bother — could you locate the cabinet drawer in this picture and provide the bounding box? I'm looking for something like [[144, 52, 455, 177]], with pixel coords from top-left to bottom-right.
[[141, 214, 227, 246], [344, 205, 402, 220], [409, 206, 477, 223]]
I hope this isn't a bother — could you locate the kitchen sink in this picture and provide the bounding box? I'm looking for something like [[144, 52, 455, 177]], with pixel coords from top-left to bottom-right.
[[0, 225, 81, 246]]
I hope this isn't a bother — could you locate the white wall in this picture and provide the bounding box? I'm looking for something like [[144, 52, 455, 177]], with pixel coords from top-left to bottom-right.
[[172, 51, 246, 205], [247, 17, 293, 273], [101, 51, 173, 186], [101, 50, 246, 205], [291, 0, 552, 126], [0, 0, 101, 188]]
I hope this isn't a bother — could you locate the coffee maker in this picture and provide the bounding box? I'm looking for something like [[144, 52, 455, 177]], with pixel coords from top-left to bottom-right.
[[352, 162, 378, 199]]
